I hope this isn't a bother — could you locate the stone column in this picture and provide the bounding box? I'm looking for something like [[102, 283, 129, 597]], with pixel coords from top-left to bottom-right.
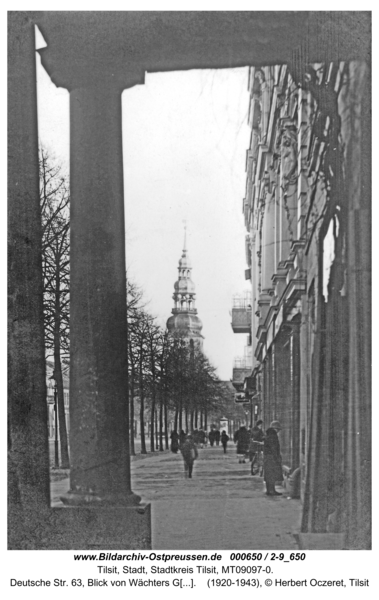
[[278, 168, 290, 263], [260, 72, 270, 141], [278, 121, 298, 261], [261, 191, 276, 291], [38, 42, 144, 505], [60, 84, 139, 505], [8, 12, 51, 547], [273, 184, 279, 272], [250, 234, 257, 358], [262, 358, 270, 428], [344, 61, 371, 549], [297, 87, 309, 239], [270, 346, 276, 421], [290, 322, 301, 469]]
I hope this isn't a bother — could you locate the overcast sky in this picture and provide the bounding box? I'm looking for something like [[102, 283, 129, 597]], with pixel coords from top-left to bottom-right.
[[36, 45, 251, 380]]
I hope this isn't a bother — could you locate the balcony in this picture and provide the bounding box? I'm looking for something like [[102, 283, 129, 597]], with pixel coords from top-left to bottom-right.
[[231, 293, 252, 334], [232, 357, 253, 391]]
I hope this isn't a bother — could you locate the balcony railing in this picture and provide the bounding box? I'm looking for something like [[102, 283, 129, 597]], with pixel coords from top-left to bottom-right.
[[232, 353, 253, 390], [231, 306, 252, 333], [232, 291, 252, 308], [232, 368, 253, 391], [233, 357, 252, 369]]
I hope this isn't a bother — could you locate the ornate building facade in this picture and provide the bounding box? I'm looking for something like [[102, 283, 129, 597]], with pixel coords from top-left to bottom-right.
[[233, 61, 370, 549], [166, 229, 204, 350]]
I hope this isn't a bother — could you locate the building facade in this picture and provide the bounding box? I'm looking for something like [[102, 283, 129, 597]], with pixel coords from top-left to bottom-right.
[[232, 61, 370, 549]]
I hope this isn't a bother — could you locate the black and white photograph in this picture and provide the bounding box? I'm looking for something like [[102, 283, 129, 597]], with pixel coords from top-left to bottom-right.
[[7, 6, 374, 586]]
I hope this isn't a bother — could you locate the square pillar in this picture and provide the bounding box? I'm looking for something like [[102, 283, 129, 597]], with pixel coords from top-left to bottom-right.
[[61, 85, 139, 505], [8, 11, 51, 547]]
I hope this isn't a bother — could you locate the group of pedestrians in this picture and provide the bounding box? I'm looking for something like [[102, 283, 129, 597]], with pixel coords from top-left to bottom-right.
[[170, 427, 223, 453], [234, 420, 283, 496], [208, 428, 220, 446], [169, 420, 283, 495], [234, 425, 251, 462], [192, 429, 207, 447]]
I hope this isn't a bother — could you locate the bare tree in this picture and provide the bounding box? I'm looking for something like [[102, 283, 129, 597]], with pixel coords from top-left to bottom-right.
[[126, 275, 237, 455], [126, 277, 144, 455], [145, 320, 162, 452], [128, 309, 154, 455], [40, 148, 70, 468], [157, 330, 171, 450]]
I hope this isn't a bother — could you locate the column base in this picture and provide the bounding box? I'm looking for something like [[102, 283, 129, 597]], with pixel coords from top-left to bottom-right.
[[60, 489, 142, 507], [10, 504, 151, 550], [297, 533, 346, 550]]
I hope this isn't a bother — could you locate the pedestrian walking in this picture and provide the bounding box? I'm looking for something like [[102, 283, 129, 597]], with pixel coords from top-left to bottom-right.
[[170, 430, 180, 454], [236, 426, 250, 463], [198, 428, 206, 448], [179, 429, 186, 447], [215, 429, 221, 446], [249, 420, 264, 475], [209, 429, 216, 447], [180, 434, 198, 479], [221, 430, 229, 453], [263, 420, 283, 496]]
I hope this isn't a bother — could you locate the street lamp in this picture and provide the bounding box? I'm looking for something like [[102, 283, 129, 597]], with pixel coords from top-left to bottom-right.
[[53, 380, 59, 468]]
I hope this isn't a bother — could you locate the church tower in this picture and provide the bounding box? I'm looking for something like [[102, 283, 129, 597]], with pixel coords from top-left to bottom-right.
[[166, 226, 204, 350]]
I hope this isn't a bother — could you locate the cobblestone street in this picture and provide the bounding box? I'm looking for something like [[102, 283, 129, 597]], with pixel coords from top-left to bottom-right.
[[131, 444, 301, 550]]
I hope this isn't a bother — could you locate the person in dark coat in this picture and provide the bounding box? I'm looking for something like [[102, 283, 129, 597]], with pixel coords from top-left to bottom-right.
[[198, 428, 206, 448], [249, 420, 264, 475], [170, 430, 180, 454], [215, 429, 221, 446], [236, 426, 250, 463], [179, 429, 186, 447], [180, 434, 198, 479], [209, 429, 216, 447], [220, 430, 229, 453], [263, 420, 283, 495]]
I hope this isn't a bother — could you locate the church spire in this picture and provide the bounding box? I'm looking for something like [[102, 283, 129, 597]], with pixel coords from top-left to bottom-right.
[[183, 219, 187, 253], [166, 224, 203, 348]]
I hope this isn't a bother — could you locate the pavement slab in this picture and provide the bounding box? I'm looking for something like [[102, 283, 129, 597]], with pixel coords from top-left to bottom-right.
[[50, 445, 302, 550], [130, 445, 302, 550]]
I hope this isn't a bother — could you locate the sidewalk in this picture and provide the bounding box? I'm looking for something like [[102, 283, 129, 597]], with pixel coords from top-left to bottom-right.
[[51, 444, 302, 550], [131, 445, 301, 549]]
